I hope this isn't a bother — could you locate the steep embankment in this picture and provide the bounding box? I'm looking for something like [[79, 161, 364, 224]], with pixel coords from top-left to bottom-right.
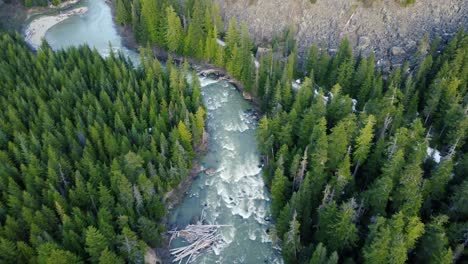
[[214, 0, 467, 68]]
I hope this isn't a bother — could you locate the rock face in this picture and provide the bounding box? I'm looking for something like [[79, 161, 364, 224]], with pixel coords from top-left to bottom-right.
[[214, 0, 467, 66]]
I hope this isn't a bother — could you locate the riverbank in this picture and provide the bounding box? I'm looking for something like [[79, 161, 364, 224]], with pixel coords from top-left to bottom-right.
[[106, 1, 259, 107], [0, 0, 82, 33], [25, 6, 88, 48], [106, 3, 266, 263]]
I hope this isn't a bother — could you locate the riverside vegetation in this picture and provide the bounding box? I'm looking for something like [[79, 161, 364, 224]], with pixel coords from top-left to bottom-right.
[[0, 0, 466, 263], [0, 33, 206, 263], [116, 0, 467, 262]]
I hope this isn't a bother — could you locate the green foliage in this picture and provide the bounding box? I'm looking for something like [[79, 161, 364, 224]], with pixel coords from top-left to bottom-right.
[[310, 243, 338, 264], [282, 212, 302, 263], [166, 6, 184, 53], [363, 213, 424, 264], [0, 32, 205, 262], [396, 0, 415, 6], [120, 0, 256, 92], [416, 215, 453, 264], [257, 30, 467, 263], [271, 168, 291, 218], [116, 0, 130, 25], [85, 227, 109, 263], [9, 0, 468, 263], [316, 201, 358, 253]]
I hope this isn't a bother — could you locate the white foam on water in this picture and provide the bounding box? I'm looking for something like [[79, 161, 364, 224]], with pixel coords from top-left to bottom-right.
[[223, 121, 250, 132], [206, 99, 223, 110], [221, 140, 235, 152], [253, 204, 268, 225], [239, 110, 255, 127], [204, 89, 229, 110], [199, 77, 219, 87], [231, 199, 254, 219], [220, 226, 236, 244], [248, 228, 257, 241], [260, 229, 272, 243]]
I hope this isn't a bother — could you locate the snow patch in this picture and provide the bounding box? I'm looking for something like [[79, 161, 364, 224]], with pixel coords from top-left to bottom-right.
[[352, 99, 358, 112], [427, 147, 442, 163]]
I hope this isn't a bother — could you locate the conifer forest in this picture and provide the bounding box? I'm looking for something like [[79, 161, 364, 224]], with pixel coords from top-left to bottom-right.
[[0, 0, 466, 263]]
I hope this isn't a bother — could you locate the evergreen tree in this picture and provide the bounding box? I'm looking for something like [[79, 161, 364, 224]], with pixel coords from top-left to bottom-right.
[[416, 215, 453, 264], [141, 0, 159, 44], [316, 200, 358, 253], [85, 226, 109, 263], [283, 212, 301, 263], [166, 6, 184, 53], [310, 243, 338, 264], [116, 0, 130, 25], [352, 115, 376, 176], [271, 168, 291, 218]]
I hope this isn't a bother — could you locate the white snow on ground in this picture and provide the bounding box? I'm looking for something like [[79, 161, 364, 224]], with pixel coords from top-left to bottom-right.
[[352, 99, 358, 112], [216, 38, 226, 47], [427, 147, 442, 163]]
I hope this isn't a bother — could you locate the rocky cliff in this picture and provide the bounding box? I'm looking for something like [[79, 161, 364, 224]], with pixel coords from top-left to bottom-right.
[[214, 0, 467, 68]]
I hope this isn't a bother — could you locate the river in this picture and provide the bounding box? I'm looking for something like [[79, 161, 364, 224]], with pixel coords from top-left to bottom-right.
[[36, 0, 283, 262]]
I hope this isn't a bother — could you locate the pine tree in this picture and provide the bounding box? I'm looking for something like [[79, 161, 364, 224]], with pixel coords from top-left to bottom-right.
[[225, 17, 239, 59], [118, 227, 144, 263], [141, 0, 159, 44], [99, 249, 125, 264], [310, 243, 338, 264], [416, 215, 453, 264], [116, 0, 130, 25], [165, 6, 184, 53], [0, 238, 17, 263], [327, 115, 356, 172], [362, 217, 391, 263], [425, 158, 454, 201], [363, 212, 424, 264], [352, 115, 376, 176], [306, 45, 319, 76], [316, 200, 358, 253], [271, 168, 290, 218], [85, 226, 109, 263], [177, 121, 193, 151], [283, 212, 301, 263]]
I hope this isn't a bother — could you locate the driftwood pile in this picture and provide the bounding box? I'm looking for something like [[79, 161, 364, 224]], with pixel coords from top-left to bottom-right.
[[168, 222, 231, 263]]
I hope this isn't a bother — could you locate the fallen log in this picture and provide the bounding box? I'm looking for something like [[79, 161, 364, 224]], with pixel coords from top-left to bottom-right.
[[168, 223, 231, 263]]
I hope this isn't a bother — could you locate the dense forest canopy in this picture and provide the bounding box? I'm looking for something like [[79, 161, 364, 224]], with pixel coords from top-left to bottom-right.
[[119, 0, 468, 261], [2, 0, 467, 263], [256, 31, 468, 263], [0, 32, 205, 263]]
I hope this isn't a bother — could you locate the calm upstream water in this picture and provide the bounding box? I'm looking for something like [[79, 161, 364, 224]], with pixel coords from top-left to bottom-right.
[[39, 0, 282, 262], [45, 0, 139, 63]]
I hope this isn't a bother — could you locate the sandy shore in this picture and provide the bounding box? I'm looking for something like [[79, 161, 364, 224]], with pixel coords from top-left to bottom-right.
[[25, 6, 88, 48]]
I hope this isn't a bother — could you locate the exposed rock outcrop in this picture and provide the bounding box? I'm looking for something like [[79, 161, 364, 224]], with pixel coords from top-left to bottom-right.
[[214, 0, 467, 66]]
